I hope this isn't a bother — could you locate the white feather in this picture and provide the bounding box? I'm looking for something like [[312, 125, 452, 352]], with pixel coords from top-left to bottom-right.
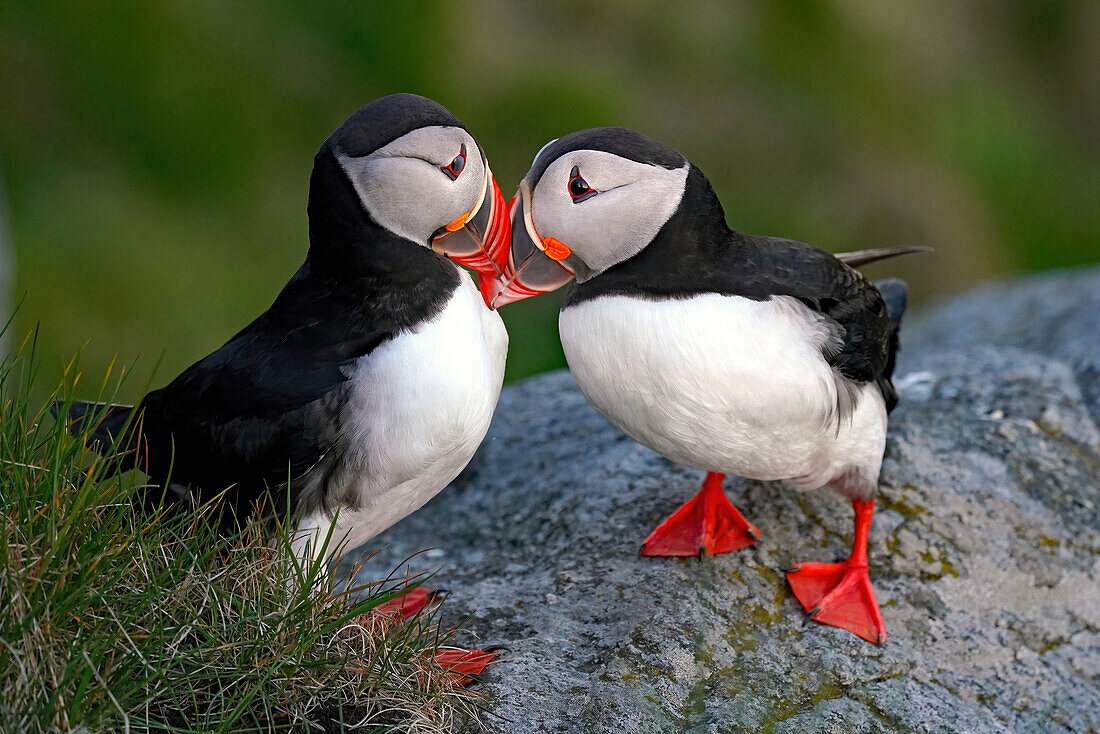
[[293, 271, 507, 560], [559, 293, 886, 498]]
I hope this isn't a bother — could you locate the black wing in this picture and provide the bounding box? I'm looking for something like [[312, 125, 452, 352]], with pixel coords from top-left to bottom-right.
[[735, 235, 901, 410], [135, 263, 395, 514], [741, 236, 892, 379]]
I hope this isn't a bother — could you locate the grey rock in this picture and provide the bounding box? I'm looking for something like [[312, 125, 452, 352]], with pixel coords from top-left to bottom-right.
[[349, 266, 1100, 733], [906, 265, 1100, 423]]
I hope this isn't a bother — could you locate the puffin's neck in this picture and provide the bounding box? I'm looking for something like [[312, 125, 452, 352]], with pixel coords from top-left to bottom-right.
[[670, 163, 741, 259]]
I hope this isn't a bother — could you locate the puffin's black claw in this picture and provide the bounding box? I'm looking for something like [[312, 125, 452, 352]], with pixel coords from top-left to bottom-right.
[[876, 633, 887, 645], [786, 564, 801, 574], [807, 605, 822, 619], [483, 645, 510, 654], [698, 545, 706, 560]]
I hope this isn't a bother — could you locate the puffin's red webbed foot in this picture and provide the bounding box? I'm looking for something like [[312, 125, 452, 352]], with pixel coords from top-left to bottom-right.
[[433, 648, 498, 686], [642, 473, 759, 557], [786, 559, 886, 644], [375, 585, 442, 619], [786, 499, 887, 644]]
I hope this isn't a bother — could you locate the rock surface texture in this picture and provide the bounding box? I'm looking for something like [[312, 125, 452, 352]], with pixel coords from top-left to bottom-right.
[[352, 267, 1100, 734]]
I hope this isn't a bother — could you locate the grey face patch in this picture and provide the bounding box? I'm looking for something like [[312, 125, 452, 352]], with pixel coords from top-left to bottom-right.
[[527, 151, 689, 281], [337, 126, 485, 246]]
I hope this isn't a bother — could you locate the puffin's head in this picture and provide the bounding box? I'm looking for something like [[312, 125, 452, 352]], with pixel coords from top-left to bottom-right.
[[314, 93, 511, 298], [484, 127, 690, 307]]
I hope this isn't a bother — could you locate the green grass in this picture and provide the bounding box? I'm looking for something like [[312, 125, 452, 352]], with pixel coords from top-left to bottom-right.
[[0, 331, 482, 733]]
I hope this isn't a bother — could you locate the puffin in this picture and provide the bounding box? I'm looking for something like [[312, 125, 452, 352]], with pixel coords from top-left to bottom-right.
[[485, 127, 926, 644], [56, 94, 512, 668]]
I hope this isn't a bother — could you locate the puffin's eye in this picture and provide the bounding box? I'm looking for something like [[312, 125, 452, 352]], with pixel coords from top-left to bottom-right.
[[441, 144, 466, 181], [568, 165, 597, 203]]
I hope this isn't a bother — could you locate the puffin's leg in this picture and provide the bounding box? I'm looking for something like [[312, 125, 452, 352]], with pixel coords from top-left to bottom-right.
[[785, 498, 887, 644], [642, 472, 760, 557]]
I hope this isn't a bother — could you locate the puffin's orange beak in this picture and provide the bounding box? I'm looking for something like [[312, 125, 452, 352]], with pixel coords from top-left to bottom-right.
[[479, 180, 577, 309], [431, 168, 512, 304]]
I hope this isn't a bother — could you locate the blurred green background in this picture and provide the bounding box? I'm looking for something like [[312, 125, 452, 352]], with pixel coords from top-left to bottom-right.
[[1, 1, 1097, 399]]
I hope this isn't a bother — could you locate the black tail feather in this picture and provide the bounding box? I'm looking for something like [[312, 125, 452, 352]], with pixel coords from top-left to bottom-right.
[[53, 399, 138, 466], [874, 278, 909, 413]]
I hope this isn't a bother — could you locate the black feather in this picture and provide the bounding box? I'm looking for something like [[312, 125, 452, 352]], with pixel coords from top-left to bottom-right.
[[56, 399, 134, 449], [872, 278, 909, 412]]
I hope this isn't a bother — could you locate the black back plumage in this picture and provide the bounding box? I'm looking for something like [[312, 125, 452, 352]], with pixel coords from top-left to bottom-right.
[[61, 94, 466, 525], [564, 162, 906, 413]]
